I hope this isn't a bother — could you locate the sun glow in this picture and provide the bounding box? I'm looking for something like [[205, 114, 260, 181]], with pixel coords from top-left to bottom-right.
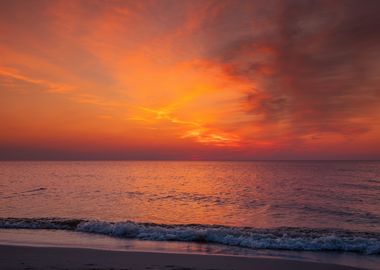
[[1, 0, 379, 160]]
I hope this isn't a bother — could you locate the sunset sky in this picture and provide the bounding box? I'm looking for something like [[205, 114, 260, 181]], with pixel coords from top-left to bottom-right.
[[1, 0, 379, 160]]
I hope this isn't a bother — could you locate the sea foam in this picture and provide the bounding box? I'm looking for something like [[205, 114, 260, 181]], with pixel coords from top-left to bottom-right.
[[0, 217, 379, 254]]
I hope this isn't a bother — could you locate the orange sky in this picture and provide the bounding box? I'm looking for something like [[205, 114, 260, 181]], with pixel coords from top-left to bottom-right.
[[0, 0, 380, 160]]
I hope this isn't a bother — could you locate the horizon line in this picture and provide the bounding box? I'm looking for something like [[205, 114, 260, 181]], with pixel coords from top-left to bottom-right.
[[1, 159, 379, 162]]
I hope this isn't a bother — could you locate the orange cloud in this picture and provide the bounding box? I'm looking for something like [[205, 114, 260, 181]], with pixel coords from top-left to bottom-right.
[[0, 0, 379, 160], [0, 67, 72, 94]]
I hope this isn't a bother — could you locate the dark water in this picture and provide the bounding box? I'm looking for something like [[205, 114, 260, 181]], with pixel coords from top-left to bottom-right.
[[0, 161, 379, 255]]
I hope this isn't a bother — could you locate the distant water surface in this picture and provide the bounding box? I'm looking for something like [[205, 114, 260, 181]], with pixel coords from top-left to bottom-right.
[[0, 161, 379, 255]]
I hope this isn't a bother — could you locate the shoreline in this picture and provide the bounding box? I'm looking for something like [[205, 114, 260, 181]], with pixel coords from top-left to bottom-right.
[[0, 244, 368, 270], [0, 228, 379, 270]]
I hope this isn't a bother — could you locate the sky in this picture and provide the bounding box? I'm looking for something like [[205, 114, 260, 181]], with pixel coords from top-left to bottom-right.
[[0, 0, 379, 160]]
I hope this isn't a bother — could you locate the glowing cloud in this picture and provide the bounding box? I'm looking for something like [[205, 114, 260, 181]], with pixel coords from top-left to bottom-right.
[[0, 0, 379, 160]]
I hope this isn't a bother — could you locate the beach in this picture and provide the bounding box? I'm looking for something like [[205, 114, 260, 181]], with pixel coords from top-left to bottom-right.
[[1, 161, 379, 270], [1, 0, 380, 268], [0, 244, 367, 270]]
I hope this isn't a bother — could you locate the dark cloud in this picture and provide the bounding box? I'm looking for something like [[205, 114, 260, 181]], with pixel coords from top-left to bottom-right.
[[217, 0, 380, 140]]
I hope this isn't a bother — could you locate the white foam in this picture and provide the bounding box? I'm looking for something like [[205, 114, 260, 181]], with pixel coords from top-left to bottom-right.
[[1, 218, 379, 254]]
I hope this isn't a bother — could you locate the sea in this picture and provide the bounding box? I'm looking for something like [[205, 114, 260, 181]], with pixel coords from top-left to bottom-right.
[[0, 161, 379, 269]]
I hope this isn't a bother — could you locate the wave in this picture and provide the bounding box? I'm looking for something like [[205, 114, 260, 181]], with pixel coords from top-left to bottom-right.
[[21, 187, 47, 193], [0, 217, 379, 255]]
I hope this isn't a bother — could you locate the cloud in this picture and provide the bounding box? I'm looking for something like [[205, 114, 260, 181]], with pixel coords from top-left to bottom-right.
[[0, 67, 72, 93], [182, 128, 240, 147], [215, 0, 380, 142], [1, 0, 379, 159], [0, 66, 125, 109]]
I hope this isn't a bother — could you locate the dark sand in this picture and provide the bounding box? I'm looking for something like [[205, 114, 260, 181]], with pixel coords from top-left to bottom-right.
[[0, 244, 368, 270]]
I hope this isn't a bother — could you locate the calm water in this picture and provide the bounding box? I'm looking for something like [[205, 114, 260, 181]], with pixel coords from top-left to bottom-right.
[[0, 161, 380, 256]]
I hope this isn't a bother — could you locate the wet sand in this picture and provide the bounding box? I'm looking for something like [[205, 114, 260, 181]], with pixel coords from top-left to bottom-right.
[[0, 244, 367, 270]]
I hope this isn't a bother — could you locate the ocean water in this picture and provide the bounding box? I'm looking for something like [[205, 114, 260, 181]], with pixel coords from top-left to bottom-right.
[[0, 161, 380, 266]]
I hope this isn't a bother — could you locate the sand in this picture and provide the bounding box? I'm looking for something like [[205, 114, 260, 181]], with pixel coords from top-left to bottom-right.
[[0, 244, 367, 270]]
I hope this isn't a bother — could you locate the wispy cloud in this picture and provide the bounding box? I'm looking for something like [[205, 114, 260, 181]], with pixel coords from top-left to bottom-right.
[[0, 67, 73, 94], [0, 0, 379, 159]]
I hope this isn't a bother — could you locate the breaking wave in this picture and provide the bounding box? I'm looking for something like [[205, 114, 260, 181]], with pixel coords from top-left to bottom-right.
[[0, 217, 379, 255]]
